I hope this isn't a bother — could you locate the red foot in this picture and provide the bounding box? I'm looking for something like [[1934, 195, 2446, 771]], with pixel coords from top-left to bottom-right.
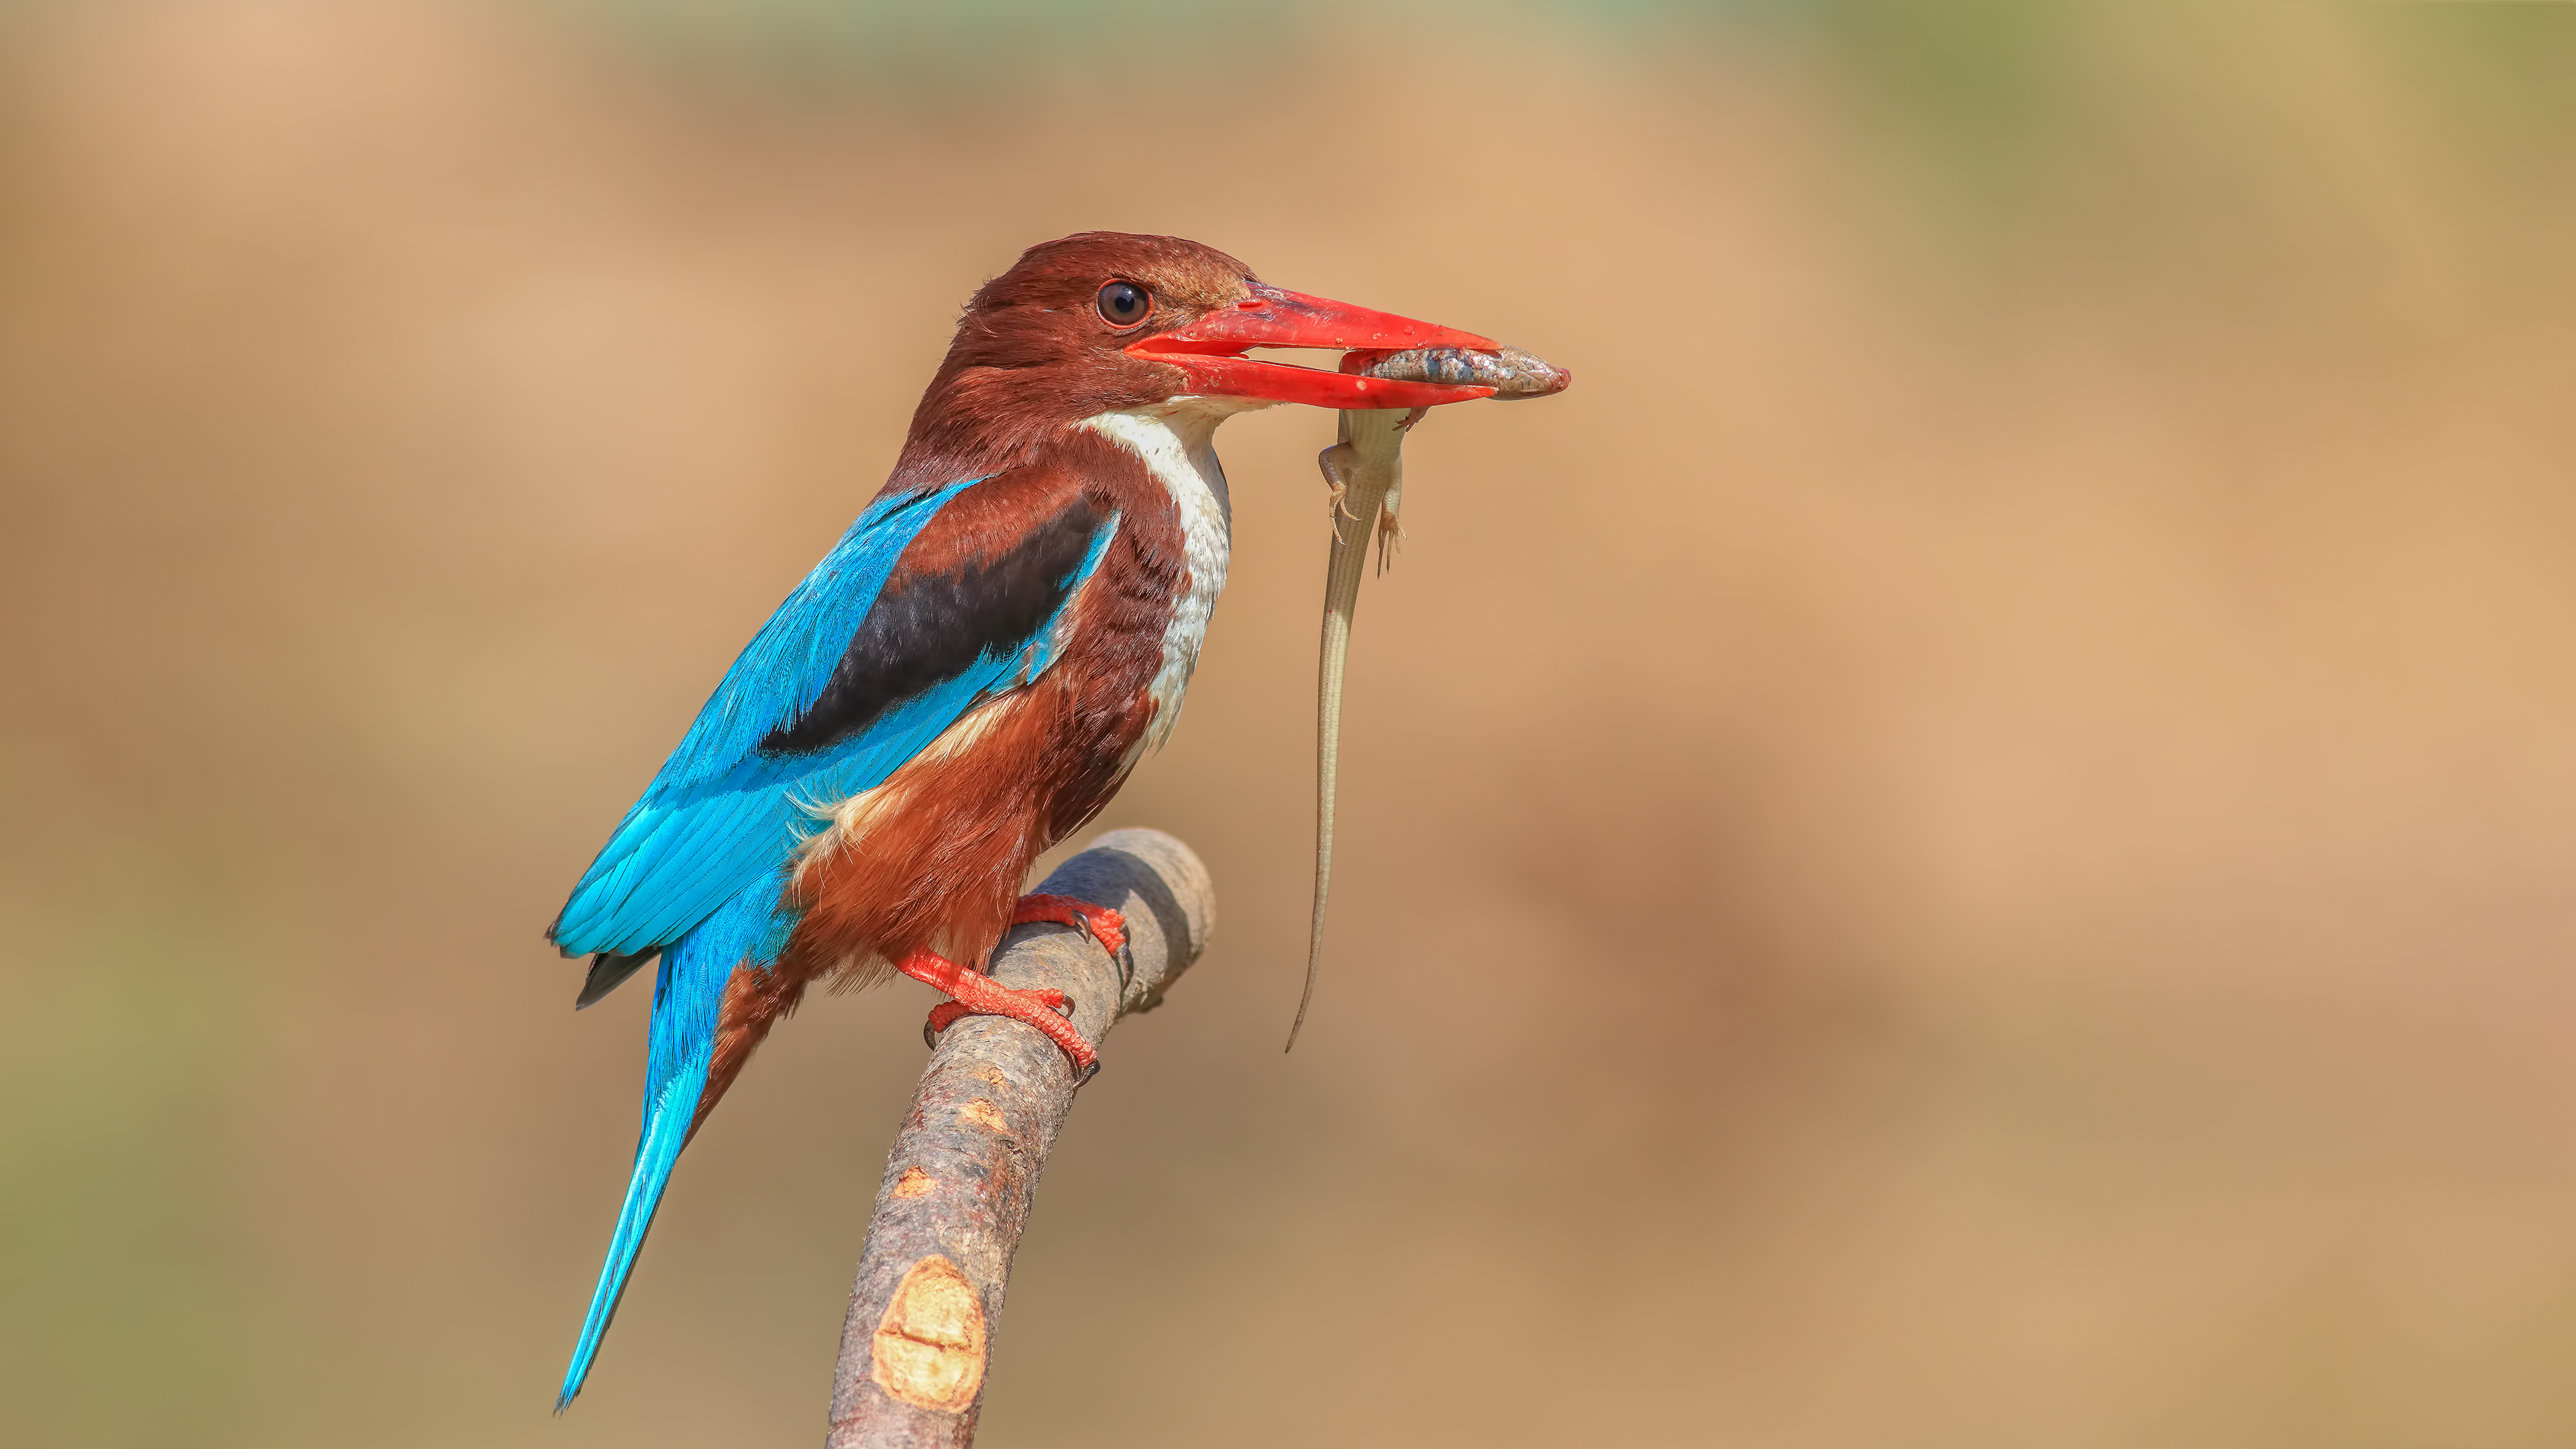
[[1012, 894, 1127, 955], [901, 949, 1097, 1075], [922, 989, 1065, 1036]]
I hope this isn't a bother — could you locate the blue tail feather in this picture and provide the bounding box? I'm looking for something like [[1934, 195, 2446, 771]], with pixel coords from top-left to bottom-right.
[[557, 867, 796, 1411]]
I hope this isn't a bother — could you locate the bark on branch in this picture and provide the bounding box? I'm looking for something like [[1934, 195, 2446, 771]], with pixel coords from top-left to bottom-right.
[[825, 828, 1216, 1448]]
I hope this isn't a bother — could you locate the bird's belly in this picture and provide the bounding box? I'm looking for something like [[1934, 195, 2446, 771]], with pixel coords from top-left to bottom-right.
[[783, 663, 1154, 982]]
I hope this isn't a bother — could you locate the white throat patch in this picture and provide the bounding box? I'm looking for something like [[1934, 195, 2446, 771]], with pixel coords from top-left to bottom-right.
[[1076, 398, 1252, 755]]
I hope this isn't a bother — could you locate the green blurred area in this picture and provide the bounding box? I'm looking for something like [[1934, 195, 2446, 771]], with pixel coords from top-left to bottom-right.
[[3, 2, 2575, 1446]]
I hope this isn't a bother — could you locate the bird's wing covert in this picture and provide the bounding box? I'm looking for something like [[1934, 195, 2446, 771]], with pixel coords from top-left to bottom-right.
[[549, 472, 1118, 961]]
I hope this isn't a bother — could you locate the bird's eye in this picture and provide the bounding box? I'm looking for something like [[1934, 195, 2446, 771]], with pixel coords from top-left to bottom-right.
[[1096, 281, 1150, 328]]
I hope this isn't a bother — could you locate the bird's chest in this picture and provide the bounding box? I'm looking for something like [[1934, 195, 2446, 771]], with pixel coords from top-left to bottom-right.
[[1077, 405, 1238, 754]]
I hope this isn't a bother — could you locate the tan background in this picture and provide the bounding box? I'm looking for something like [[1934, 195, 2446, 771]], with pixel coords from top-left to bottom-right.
[[5, 2, 2576, 1445]]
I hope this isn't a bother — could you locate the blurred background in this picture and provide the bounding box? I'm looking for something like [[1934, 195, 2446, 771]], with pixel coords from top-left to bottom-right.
[[5, 1, 2575, 1444]]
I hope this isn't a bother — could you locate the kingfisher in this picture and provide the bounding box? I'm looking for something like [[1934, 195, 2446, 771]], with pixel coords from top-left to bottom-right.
[[548, 232, 1497, 1408]]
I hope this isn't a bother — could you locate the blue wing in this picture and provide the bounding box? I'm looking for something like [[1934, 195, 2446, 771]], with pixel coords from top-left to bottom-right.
[[548, 476, 1119, 966], [551, 470, 1119, 1409]]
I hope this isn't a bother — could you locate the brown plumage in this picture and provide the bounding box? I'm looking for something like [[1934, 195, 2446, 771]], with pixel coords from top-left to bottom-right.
[[559, 232, 1505, 1409]]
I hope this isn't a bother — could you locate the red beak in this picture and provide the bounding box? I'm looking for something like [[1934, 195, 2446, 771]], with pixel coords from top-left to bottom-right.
[[1126, 282, 1499, 409]]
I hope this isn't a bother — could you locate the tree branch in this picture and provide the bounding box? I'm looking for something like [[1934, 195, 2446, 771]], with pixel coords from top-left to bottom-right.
[[825, 828, 1216, 1448]]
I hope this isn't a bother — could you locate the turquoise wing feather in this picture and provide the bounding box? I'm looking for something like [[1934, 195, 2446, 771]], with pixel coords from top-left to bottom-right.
[[550, 478, 1132, 963], [551, 479, 1119, 1409]]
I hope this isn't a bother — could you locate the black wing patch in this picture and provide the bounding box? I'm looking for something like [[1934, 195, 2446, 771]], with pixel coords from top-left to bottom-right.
[[758, 491, 1108, 757]]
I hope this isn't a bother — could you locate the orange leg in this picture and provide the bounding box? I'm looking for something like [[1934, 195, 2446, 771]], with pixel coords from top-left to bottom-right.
[[902, 947, 1097, 1074], [916, 896, 1127, 1072]]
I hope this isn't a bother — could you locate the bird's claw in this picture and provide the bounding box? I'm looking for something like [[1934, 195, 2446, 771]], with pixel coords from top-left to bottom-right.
[[1012, 894, 1127, 956], [926, 987, 1071, 1039], [920, 982, 1091, 1073]]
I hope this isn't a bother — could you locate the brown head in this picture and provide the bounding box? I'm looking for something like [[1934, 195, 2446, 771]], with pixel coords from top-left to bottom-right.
[[890, 231, 1494, 490]]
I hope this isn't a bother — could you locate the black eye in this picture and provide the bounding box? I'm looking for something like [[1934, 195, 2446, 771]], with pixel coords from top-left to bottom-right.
[[1096, 281, 1150, 327]]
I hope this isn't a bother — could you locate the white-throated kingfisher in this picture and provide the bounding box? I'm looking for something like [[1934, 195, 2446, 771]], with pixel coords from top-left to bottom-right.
[[547, 233, 1496, 1408]]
